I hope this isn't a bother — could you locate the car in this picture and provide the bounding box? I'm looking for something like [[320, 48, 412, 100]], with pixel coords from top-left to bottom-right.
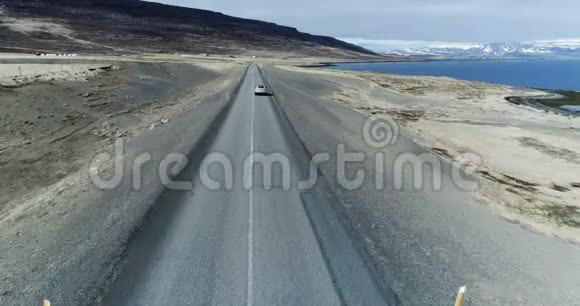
[[254, 85, 270, 96]]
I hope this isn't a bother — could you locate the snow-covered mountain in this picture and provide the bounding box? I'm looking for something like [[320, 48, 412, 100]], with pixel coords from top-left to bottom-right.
[[385, 40, 580, 58]]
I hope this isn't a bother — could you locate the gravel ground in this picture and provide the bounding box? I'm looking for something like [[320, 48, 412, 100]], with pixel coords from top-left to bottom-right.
[[0, 59, 244, 305]]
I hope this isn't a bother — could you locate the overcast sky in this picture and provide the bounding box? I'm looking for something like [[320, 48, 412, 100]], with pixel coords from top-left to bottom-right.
[[150, 0, 579, 47]]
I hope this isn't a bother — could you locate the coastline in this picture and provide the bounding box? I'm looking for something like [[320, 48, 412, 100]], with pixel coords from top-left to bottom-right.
[[300, 55, 435, 68], [506, 92, 580, 116], [309, 55, 562, 68], [323, 59, 580, 115]]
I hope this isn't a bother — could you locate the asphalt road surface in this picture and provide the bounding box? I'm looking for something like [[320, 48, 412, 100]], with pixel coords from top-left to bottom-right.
[[102, 65, 395, 305], [101, 64, 580, 305]]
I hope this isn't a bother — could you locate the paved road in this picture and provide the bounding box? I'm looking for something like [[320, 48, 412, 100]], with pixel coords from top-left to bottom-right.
[[102, 63, 580, 305], [102, 65, 394, 305]]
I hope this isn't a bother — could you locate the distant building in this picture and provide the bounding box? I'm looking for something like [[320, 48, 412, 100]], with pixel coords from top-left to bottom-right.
[[560, 105, 580, 113]]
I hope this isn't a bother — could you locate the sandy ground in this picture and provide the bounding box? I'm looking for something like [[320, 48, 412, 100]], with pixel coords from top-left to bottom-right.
[[276, 65, 580, 243], [0, 63, 117, 87], [0, 58, 245, 303], [0, 59, 242, 218]]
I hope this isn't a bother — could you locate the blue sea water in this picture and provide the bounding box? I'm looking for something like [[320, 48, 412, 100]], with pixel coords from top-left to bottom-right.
[[330, 59, 580, 91]]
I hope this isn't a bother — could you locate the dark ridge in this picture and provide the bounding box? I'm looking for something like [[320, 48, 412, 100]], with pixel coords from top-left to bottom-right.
[[0, 0, 378, 57]]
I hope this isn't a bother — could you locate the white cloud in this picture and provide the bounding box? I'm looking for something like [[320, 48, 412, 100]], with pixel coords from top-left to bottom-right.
[[530, 38, 580, 48], [342, 37, 580, 53], [340, 38, 481, 52]]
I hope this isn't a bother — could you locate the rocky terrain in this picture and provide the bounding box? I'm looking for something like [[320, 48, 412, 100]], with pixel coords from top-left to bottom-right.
[[0, 57, 245, 304], [0, 60, 241, 214], [0, 0, 378, 58]]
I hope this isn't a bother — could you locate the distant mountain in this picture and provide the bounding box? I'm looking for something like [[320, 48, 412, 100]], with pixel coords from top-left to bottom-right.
[[0, 0, 377, 58], [386, 40, 580, 58]]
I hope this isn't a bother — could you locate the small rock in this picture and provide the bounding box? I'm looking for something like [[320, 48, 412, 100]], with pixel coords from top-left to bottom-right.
[[81, 92, 92, 98], [161, 118, 169, 124], [551, 184, 571, 192], [108, 110, 131, 117], [572, 214, 580, 225], [85, 101, 110, 108], [115, 130, 128, 138]]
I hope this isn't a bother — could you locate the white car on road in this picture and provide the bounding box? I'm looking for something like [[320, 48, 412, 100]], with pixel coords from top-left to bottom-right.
[[254, 85, 270, 96]]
